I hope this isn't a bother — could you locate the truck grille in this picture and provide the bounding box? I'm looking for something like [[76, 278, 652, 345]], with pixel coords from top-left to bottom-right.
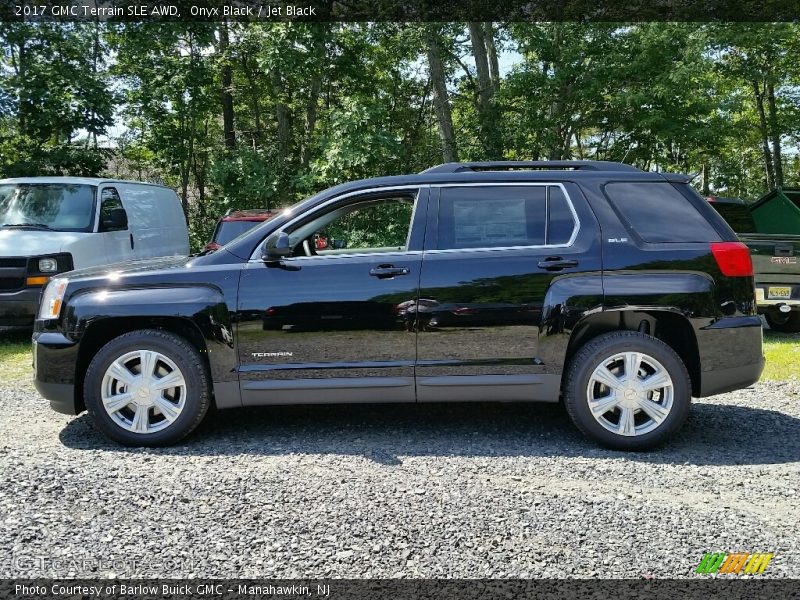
[[0, 258, 28, 292]]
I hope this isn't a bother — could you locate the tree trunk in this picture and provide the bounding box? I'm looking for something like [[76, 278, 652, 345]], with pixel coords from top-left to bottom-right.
[[241, 55, 263, 148], [483, 22, 500, 94], [766, 80, 783, 189], [424, 26, 458, 163], [701, 163, 710, 196], [468, 22, 501, 158], [272, 69, 290, 155], [301, 27, 327, 169], [752, 80, 774, 189], [301, 76, 321, 168], [219, 20, 236, 151]]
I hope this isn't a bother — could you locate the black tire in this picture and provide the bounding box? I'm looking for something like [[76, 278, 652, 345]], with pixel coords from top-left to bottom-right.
[[765, 311, 800, 333], [84, 329, 211, 447], [563, 331, 691, 451]]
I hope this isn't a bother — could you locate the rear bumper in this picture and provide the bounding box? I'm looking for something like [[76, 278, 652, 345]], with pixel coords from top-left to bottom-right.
[[697, 316, 765, 397], [755, 283, 800, 311], [0, 287, 41, 328], [32, 330, 80, 415]]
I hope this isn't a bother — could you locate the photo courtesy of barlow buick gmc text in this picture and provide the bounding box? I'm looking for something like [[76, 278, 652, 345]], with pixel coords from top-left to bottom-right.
[[0, 2, 799, 599]]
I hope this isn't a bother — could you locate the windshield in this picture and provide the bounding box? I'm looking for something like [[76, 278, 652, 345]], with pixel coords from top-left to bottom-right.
[[0, 183, 96, 232], [214, 219, 265, 245]]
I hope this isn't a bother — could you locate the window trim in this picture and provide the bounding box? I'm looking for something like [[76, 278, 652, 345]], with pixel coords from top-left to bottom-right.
[[427, 182, 580, 254], [248, 185, 425, 262]]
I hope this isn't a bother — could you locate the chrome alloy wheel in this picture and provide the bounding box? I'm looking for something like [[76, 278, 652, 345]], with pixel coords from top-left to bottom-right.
[[100, 350, 187, 434], [586, 351, 674, 437]]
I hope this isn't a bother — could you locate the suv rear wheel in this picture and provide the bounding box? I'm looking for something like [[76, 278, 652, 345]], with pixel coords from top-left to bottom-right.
[[563, 331, 691, 450], [84, 329, 211, 446]]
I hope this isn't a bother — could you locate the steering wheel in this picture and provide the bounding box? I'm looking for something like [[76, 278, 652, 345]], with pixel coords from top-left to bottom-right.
[[301, 236, 318, 257]]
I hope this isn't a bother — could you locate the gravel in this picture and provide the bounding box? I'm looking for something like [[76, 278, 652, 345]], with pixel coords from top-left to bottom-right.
[[0, 378, 798, 578]]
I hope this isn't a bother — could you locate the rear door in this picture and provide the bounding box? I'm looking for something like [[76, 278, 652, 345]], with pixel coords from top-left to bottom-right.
[[416, 182, 602, 402]]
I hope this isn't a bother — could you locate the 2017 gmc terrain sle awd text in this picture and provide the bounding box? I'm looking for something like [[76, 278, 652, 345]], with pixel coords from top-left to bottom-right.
[[32, 161, 764, 449]]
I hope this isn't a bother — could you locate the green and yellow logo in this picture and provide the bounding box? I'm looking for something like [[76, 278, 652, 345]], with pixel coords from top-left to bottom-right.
[[696, 552, 774, 575]]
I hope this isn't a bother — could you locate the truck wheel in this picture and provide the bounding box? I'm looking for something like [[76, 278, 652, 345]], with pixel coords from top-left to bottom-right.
[[765, 312, 800, 333], [563, 331, 691, 451], [84, 329, 211, 446]]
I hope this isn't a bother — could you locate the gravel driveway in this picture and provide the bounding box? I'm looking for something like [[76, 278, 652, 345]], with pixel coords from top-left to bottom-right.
[[0, 378, 798, 578]]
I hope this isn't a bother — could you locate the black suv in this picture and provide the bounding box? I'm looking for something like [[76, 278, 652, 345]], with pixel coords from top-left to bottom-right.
[[33, 161, 764, 450]]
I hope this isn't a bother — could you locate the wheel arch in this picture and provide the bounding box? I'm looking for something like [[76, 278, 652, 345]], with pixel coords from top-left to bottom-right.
[[565, 308, 701, 397]]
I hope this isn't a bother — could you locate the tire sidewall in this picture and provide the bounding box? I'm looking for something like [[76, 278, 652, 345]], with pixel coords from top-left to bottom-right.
[[566, 333, 691, 450], [84, 331, 208, 446]]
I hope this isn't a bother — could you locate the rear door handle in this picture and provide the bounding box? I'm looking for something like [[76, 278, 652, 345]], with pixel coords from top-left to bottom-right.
[[537, 257, 578, 271], [370, 265, 410, 279]]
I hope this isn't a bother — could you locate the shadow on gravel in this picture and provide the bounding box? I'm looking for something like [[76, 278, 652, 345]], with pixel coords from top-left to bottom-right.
[[59, 397, 800, 466]]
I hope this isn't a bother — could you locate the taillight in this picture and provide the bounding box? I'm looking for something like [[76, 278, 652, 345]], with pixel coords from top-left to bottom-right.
[[710, 241, 753, 277]]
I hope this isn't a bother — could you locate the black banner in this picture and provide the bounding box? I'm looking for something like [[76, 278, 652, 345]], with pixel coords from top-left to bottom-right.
[[3, 580, 800, 600], [2, 0, 800, 22]]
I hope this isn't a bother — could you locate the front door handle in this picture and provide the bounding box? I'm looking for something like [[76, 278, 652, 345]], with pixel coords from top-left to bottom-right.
[[537, 257, 578, 271], [130, 233, 135, 250], [370, 265, 410, 279]]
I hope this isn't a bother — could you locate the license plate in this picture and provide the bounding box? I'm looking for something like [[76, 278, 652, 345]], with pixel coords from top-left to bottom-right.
[[768, 286, 792, 299]]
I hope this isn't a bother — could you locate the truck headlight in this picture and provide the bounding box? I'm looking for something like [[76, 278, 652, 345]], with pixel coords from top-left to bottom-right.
[[39, 278, 69, 320], [38, 258, 58, 272]]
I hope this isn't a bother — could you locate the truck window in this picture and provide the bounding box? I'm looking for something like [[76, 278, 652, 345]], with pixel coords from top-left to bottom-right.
[[0, 183, 95, 232], [604, 182, 722, 243], [708, 202, 756, 234]]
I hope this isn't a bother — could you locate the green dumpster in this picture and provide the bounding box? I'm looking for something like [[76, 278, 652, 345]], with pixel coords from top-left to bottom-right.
[[750, 188, 800, 234]]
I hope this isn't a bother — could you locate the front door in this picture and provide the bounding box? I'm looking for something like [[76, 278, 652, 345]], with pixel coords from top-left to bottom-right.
[[236, 187, 428, 405], [98, 186, 134, 265]]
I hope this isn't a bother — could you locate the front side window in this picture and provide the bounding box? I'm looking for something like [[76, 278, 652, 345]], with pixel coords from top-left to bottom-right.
[[437, 185, 577, 250], [288, 194, 416, 256], [0, 183, 96, 232], [99, 188, 128, 231]]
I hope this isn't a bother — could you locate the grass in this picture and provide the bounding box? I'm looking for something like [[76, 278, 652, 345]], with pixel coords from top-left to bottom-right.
[[1, 329, 798, 385], [762, 330, 800, 381], [0, 331, 32, 382]]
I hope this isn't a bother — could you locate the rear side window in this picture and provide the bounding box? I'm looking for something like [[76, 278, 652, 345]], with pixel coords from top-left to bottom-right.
[[437, 185, 577, 250], [604, 182, 721, 243]]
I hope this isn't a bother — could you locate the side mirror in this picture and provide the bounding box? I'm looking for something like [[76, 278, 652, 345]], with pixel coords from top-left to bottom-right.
[[101, 207, 128, 231], [261, 231, 292, 262]]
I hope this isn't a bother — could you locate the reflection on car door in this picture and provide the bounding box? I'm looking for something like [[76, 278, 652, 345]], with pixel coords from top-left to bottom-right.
[[236, 187, 428, 405], [416, 183, 603, 402]]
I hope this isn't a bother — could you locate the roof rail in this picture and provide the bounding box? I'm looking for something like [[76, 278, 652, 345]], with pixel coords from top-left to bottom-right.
[[420, 160, 642, 174]]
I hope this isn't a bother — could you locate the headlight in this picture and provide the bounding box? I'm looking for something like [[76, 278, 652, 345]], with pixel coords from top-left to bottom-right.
[[38, 258, 58, 272], [39, 278, 68, 320]]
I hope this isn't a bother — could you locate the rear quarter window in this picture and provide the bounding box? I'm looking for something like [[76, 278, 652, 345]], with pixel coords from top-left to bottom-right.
[[604, 182, 722, 243]]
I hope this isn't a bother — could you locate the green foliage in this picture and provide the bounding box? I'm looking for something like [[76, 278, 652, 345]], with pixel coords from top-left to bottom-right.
[[3, 22, 800, 242], [0, 22, 114, 176]]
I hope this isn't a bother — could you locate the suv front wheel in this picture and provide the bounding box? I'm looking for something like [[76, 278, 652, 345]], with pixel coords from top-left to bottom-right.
[[563, 331, 691, 450], [84, 329, 211, 446]]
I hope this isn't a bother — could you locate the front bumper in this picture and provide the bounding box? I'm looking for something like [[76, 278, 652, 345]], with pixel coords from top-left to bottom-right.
[[0, 287, 42, 328], [697, 316, 765, 397], [32, 330, 81, 415]]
